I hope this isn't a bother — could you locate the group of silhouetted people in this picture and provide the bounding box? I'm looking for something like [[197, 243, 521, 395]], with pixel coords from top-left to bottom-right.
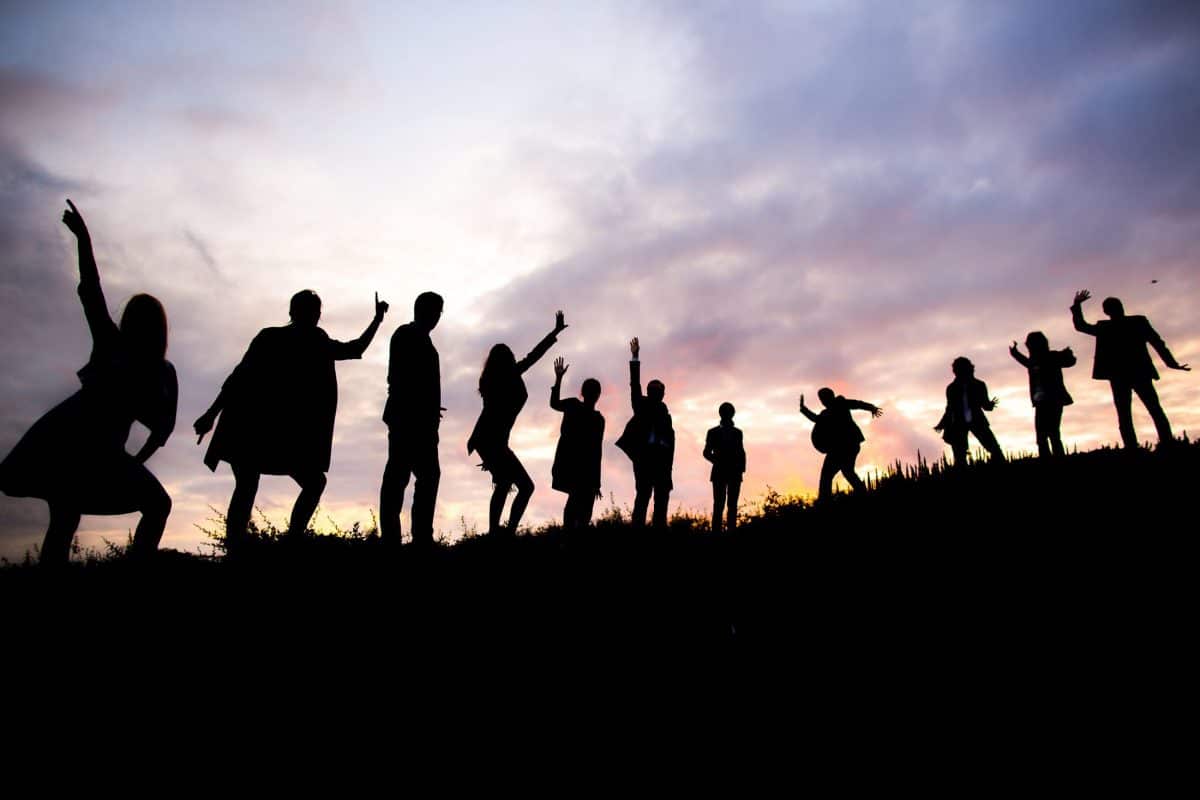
[[0, 202, 1191, 565]]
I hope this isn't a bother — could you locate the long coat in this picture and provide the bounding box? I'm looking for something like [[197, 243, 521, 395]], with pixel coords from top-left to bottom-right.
[[204, 325, 365, 475]]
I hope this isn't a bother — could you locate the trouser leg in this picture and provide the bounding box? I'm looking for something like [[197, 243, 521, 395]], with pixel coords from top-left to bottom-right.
[[1110, 381, 1137, 449], [972, 423, 1004, 462], [841, 446, 866, 492], [379, 430, 410, 546], [410, 445, 440, 547], [1134, 380, 1174, 445], [711, 481, 725, 532], [818, 454, 838, 499], [651, 485, 670, 529], [726, 481, 741, 531]]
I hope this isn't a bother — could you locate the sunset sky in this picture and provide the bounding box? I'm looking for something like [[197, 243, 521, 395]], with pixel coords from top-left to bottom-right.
[[2, 0, 1197, 559]]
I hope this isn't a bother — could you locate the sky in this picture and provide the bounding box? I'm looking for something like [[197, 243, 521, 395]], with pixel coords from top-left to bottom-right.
[[1, 0, 1197, 560]]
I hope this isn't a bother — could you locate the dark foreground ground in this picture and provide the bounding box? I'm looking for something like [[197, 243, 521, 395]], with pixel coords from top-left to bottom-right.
[[2, 441, 1193, 750]]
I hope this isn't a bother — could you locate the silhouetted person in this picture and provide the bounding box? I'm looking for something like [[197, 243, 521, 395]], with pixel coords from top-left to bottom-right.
[[380, 291, 444, 549], [615, 337, 674, 529], [799, 389, 881, 501], [1071, 290, 1190, 449], [935, 357, 1004, 466], [468, 311, 567, 536], [194, 290, 388, 551], [549, 356, 604, 529], [703, 402, 745, 532], [1009, 332, 1076, 458], [0, 201, 176, 566]]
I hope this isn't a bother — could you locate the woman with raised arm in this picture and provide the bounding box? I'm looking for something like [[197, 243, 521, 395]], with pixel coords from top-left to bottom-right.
[[194, 289, 388, 553], [1009, 332, 1076, 458], [0, 201, 177, 565], [799, 389, 881, 501], [468, 311, 567, 536], [549, 356, 604, 529]]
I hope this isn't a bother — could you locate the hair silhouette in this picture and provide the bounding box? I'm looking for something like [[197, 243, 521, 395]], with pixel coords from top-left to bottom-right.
[[799, 388, 880, 500], [195, 290, 388, 552], [1071, 289, 1190, 449], [0, 201, 177, 566], [615, 337, 675, 529], [1010, 332, 1076, 458], [934, 357, 1004, 465], [467, 310, 567, 535], [704, 402, 745, 532], [380, 291, 444, 549], [549, 356, 605, 529]]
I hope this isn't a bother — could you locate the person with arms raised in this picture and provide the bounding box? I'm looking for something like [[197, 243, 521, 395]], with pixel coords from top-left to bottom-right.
[[1070, 289, 1190, 450], [195, 289, 388, 553], [0, 201, 177, 565], [468, 311, 567, 536], [615, 337, 675, 529]]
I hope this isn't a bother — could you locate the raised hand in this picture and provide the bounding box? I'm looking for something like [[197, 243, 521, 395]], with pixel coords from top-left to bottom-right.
[[1073, 289, 1091, 306], [553, 356, 569, 380], [871, 406, 884, 418], [554, 310, 567, 334], [1173, 363, 1191, 371], [990, 396, 1000, 408], [630, 337, 640, 359], [798, 394, 806, 412], [374, 292, 389, 319], [62, 199, 89, 240], [1010, 340, 1020, 355]]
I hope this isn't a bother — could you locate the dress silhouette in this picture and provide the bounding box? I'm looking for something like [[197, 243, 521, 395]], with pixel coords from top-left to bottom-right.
[[0, 201, 176, 565], [380, 292, 444, 549], [467, 311, 566, 535], [195, 290, 387, 549], [615, 337, 674, 529], [549, 356, 604, 529], [1009, 332, 1076, 458], [799, 389, 880, 500], [703, 402, 745, 532], [935, 357, 1004, 466], [1070, 290, 1190, 449]]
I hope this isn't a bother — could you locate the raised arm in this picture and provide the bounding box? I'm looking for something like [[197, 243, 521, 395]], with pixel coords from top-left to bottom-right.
[[629, 337, 643, 411], [62, 200, 118, 348], [798, 394, 819, 423], [1009, 342, 1030, 367], [517, 310, 567, 374], [330, 293, 389, 360], [1071, 290, 1099, 336], [550, 356, 568, 411], [1144, 320, 1191, 372]]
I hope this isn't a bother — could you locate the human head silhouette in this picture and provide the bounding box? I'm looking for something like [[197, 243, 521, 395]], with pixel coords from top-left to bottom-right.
[[479, 343, 516, 395], [1025, 331, 1049, 355], [718, 402, 735, 421], [289, 290, 322, 327], [817, 388, 836, 408], [414, 291, 443, 333], [581, 378, 601, 404], [121, 293, 168, 361], [951, 357, 974, 379], [647, 379, 666, 403], [1102, 297, 1125, 318]]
